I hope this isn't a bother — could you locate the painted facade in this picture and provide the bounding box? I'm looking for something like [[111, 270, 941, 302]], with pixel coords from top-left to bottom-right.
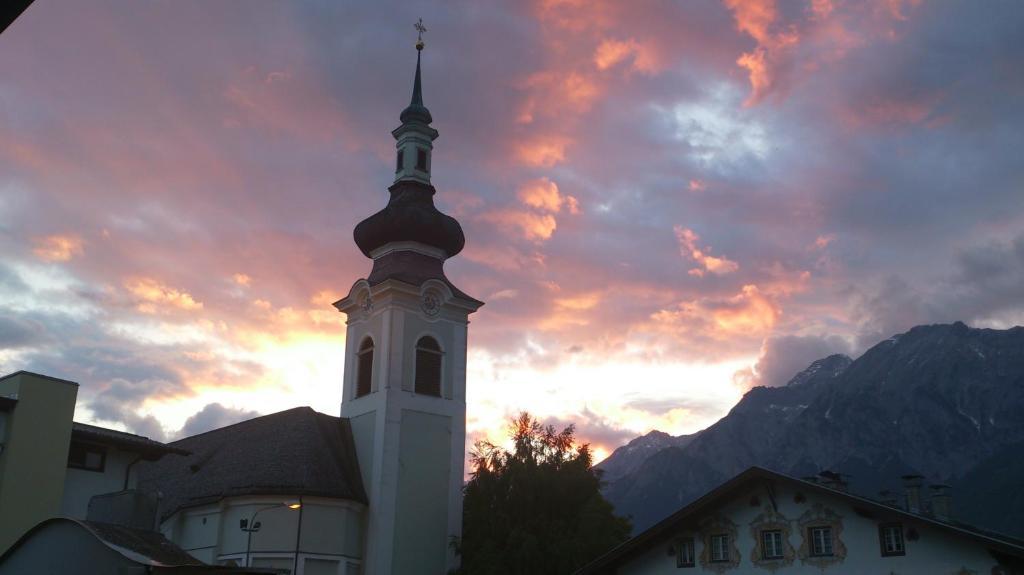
[[579, 468, 1024, 575]]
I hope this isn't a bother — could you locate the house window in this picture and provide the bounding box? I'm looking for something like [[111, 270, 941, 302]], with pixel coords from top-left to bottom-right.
[[676, 538, 695, 568], [761, 530, 784, 559], [67, 441, 106, 472], [396, 149, 404, 172], [879, 523, 905, 556], [809, 526, 834, 557], [416, 148, 428, 171], [710, 534, 730, 563], [356, 337, 374, 398], [414, 336, 442, 397]]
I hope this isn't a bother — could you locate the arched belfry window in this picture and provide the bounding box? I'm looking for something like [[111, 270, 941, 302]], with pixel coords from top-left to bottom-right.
[[356, 337, 374, 398], [414, 336, 443, 397]]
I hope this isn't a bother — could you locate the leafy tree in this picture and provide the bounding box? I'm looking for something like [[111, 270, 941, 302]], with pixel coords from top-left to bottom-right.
[[453, 413, 632, 574]]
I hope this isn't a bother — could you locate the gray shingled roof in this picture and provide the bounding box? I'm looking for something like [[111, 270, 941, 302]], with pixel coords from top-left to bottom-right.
[[137, 407, 366, 519], [0, 518, 280, 572], [81, 519, 206, 566]]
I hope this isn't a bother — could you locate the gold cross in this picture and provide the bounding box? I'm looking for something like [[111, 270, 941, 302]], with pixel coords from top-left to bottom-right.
[[415, 18, 427, 42]]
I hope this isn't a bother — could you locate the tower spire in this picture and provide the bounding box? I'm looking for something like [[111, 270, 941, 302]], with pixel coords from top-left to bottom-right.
[[400, 18, 432, 126], [411, 17, 426, 107]]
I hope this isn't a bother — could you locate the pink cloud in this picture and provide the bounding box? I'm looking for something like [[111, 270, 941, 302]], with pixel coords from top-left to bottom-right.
[[674, 226, 740, 276], [33, 235, 84, 262]]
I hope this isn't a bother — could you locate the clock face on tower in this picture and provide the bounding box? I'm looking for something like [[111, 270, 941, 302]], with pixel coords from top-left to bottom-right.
[[421, 290, 441, 317]]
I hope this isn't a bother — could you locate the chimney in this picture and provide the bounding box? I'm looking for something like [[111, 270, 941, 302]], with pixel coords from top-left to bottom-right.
[[929, 484, 952, 522], [878, 489, 899, 507], [818, 470, 848, 492], [902, 474, 924, 513]]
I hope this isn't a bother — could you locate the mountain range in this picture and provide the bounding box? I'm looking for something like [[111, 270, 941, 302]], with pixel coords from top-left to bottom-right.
[[597, 322, 1024, 538]]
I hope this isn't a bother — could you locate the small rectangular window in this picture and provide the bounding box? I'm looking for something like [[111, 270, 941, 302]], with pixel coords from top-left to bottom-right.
[[879, 523, 905, 556], [710, 534, 730, 562], [809, 526, 834, 557], [396, 149, 404, 172], [68, 441, 106, 472], [761, 530, 784, 559], [416, 149, 428, 171], [676, 538, 695, 568]]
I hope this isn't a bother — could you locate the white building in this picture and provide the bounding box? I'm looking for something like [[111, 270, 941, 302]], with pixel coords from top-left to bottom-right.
[[576, 467, 1024, 575], [136, 38, 482, 575]]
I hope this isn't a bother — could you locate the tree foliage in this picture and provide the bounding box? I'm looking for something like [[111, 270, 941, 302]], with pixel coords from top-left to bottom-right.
[[454, 413, 632, 574]]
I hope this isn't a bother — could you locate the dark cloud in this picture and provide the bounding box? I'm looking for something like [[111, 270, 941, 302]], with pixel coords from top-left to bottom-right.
[[0, 315, 47, 348], [624, 396, 728, 422], [179, 402, 260, 439], [541, 408, 638, 453], [748, 334, 853, 389]]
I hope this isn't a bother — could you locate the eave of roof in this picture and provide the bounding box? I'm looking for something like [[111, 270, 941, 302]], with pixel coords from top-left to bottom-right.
[[72, 422, 190, 459], [0, 517, 201, 567], [0, 370, 79, 387], [576, 466, 1024, 574]]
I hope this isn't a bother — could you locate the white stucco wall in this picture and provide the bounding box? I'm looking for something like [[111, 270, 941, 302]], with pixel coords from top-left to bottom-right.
[[59, 447, 138, 519], [614, 484, 1004, 575], [392, 410, 452, 574], [338, 273, 476, 575], [161, 495, 365, 574]]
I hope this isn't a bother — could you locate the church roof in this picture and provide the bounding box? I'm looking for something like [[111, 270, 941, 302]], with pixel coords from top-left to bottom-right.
[[353, 180, 465, 259], [352, 41, 466, 261], [138, 407, 366, 519]]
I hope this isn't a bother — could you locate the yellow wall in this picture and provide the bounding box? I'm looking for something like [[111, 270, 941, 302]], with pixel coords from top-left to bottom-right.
[[0, 372, 78, 553]]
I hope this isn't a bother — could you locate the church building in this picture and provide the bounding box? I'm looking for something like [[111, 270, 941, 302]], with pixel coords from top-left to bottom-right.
[[136, 37, 483, 575]]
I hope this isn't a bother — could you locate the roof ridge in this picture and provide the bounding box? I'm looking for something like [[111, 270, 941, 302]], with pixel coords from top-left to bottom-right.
[[171, 405, 319, 444]]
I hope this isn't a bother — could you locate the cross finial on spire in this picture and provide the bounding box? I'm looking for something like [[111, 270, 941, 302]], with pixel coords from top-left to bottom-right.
[[415, 18, 427, 50]]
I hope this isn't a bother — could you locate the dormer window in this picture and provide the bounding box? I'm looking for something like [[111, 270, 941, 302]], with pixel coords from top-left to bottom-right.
[[396, 149, 405, 172], [414, 336, 442, 396], [416, 149, 428, 171], [356, 337, 374, 398]]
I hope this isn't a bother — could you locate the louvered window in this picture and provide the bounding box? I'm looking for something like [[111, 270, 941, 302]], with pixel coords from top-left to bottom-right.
[[415, 336, 442, 397], [356, 337, 373, 398], [396, 149, 404, 172], [416, 149, 428, 171]]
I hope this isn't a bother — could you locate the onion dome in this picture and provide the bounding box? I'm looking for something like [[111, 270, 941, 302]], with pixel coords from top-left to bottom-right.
[[353, 180, 465, 258], [352, 36, 464, 260]]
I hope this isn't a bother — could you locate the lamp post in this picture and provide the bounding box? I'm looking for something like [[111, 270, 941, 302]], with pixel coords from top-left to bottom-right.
[[241, 501, 302, 567]]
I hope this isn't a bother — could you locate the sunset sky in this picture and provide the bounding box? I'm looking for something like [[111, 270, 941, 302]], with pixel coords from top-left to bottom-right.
[[1, 0, 1022, 462]]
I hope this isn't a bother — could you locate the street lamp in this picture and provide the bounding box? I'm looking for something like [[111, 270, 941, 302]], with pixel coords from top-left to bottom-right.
[[240, 501, 302, 567]]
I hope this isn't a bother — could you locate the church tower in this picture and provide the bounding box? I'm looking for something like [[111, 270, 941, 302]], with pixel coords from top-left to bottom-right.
[[334, 29, 483, 575]]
